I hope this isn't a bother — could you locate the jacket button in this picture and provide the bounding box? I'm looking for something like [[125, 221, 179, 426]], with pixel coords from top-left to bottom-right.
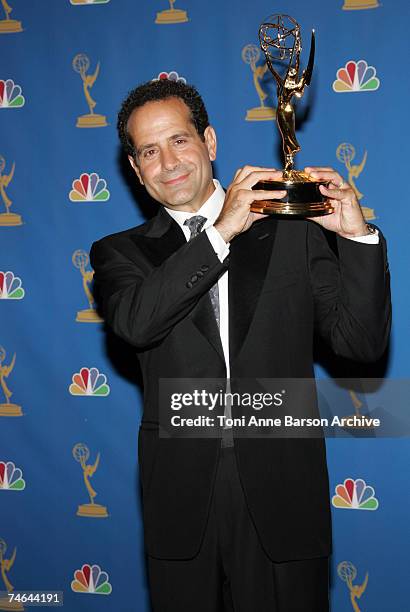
[[191, 274, 198, 283], [186, 281, 193, 289], [196, 270, 204, 278], [200, 265, 209, 272]]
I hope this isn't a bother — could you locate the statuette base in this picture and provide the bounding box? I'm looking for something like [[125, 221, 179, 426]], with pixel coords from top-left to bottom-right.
[[252, 174, 333, 216], [0, 404, 22, 417], [0, 20, 23, 34], [0, 213, 22, 226], [0, 596, 24, 610], [343, 0, 379, 10], [155, 9, 188, 24], [76, 114, 107, 128], [245, 107, 276, 121], [76, 308, 103, 323], [77, 503, 108, 518]]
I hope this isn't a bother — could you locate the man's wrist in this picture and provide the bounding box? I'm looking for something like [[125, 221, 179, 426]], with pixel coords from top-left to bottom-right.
[[338, 223, 374, 239], [214, 223, 235, 244]]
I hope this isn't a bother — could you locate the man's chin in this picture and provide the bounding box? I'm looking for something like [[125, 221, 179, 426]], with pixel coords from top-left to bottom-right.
[[161, 188, 196, 209]]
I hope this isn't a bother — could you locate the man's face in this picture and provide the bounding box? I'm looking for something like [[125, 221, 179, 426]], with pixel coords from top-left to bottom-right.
[[127, 97, 217, 212]]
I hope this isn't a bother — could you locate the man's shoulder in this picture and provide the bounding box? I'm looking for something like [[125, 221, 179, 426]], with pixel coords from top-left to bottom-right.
[[92, 216, 158, 249]]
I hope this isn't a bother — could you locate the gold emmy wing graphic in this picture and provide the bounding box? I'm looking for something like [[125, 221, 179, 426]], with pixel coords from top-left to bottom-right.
[[72, 250, 103, 323], [338, 561, 368, 612], [0, 0, 22, 34], [155, 0, 188, 24], [0, 538, 23, 611], [336, 143, 375, 220], [0, 157, 22, 226], [0, 348, 22, 417], [73, 443, 108, 518], [72, 54, 107, 128], [242, 44, 275, 121], [343, 0, 379, 10], [339, 390, 375, 430]]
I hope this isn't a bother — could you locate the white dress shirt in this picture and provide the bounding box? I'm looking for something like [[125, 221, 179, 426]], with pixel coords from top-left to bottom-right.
[[165, 180, 231, 378]]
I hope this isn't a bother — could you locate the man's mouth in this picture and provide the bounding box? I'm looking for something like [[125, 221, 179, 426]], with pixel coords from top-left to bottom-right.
[[162, 173, 190, 186]]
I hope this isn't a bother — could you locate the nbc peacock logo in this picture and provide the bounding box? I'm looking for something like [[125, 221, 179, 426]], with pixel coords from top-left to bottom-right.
[[333, 60, 380, 92], [0, 79, 25, 107], [69, 173, 110, 202], [0, 461, 25, 490], [71, 564, 112, 595], [69, 367, 110, 397], [153, 70, 186, 84], [0, 271, 25, 299], [332, 478, 379, 510]]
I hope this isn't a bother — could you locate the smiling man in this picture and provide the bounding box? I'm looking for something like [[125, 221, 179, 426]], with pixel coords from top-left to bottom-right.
[[90, 79, 391, 612]]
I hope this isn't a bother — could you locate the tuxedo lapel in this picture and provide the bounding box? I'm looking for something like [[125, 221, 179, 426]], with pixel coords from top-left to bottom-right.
[[190, 292, 224, 363], [132, 206, 186, 266], [229, 218, 278, 362], [134, 207, 225, 363]]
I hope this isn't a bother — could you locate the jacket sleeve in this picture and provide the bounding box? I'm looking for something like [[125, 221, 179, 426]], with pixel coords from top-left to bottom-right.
[[307, 221, 392, 362], [90, 232, 226, 349]]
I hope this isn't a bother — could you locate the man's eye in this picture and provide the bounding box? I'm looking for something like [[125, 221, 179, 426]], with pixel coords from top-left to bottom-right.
[[144, 149, 157, 158], [175, 139, 187, 145]]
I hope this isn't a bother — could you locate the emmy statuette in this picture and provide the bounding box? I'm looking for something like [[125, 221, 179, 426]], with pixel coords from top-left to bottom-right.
[[251, 14, 333, 216]]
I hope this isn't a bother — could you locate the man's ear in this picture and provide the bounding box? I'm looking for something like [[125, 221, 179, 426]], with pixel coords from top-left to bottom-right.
[[204, 126, 217, 162], [128, 154, 144, 185]]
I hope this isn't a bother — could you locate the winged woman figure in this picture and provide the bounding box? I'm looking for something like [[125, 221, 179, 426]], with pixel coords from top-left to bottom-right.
[[0, 159, 15, 213]]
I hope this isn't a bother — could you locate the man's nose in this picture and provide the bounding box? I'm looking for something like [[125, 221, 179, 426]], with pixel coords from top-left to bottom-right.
[[160, 146, 179, 171]]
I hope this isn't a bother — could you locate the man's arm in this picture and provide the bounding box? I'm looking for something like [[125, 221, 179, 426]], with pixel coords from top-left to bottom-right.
[[307, 221, 391, 362], [90, 231, 226, 349]]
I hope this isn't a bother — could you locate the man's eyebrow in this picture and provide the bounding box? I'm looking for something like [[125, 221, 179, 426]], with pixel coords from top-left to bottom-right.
[[136, 132, 192, 156]]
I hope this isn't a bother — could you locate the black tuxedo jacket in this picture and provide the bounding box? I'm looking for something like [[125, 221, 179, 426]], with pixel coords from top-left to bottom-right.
[[90, 208, 391, 562]]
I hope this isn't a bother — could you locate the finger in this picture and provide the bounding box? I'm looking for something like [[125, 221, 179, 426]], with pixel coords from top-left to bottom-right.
[[251, 189, 286, 200], [237, 170, 284, 189], [234, 165, 278, 184], [319, 184, 352, 200], [308, 170, 345, 188], [304, 166, 335, 172], [250, 212, 269, 220]]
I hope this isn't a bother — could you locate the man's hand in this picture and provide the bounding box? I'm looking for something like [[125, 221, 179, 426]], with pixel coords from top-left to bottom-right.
[[305, 166, 370, 238], [214, 166, 286, 243]]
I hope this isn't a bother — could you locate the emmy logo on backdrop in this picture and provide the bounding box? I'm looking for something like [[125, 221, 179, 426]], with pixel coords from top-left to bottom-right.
[[336, 143, 375, 220], [72, 54, 107, 128], [242, 44, 275, 121], [0, 0, 22, 34], [342, 0, 379, 10], [72, 443, 108, 518], [0, 157, 21, 226], [72, 250, 103, 323], [338, 389, 375, 430], [338, 561, 368, 612], [0, 539, 23, 611], [0, 348, 22, 418], [155, 0, 188, 24]]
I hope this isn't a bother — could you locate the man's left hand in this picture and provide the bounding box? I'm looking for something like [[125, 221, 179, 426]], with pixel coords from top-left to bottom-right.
[[304, 166, 369, 238]]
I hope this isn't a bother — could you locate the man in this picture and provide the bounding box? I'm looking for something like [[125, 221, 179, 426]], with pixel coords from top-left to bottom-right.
[[90, 79, 391, 611]]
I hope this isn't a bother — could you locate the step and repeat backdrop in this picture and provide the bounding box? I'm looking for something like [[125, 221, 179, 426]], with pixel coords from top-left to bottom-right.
[[1, 1, 409, 610]]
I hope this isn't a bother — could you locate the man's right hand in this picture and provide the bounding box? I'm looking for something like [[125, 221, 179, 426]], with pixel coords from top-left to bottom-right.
[[214, 166, 286, 243]]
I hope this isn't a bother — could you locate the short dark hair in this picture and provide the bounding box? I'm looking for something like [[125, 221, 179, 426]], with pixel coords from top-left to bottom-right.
[[117, 79, 210, 158]]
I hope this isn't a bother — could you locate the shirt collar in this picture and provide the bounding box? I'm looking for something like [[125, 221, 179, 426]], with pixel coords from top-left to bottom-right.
[[163, 179, 225, 230]]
